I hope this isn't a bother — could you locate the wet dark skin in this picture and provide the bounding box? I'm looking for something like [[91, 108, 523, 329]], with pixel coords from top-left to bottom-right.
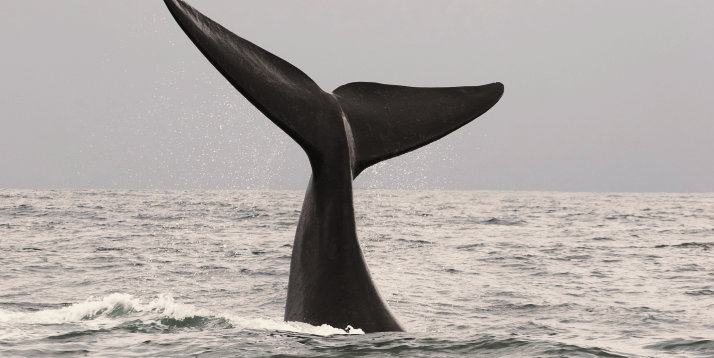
[[164, 0, 503, 333]]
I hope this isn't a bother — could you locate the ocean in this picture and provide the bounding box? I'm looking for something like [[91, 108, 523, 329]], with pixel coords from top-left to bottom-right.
[[1, 189, 712, 357]]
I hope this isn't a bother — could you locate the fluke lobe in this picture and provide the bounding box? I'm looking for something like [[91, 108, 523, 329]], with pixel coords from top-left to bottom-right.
[[164, 0, 504, 333]]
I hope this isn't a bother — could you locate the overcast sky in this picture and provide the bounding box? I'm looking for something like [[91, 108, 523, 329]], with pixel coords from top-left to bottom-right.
[[1, 1, 712, 192]]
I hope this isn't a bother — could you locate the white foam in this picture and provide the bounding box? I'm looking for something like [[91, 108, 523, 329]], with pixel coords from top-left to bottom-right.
[[226, 316, 365, 336], [145, 293, 211, 320], [0, 293, 364, 337], [0, 293, 204, 325]]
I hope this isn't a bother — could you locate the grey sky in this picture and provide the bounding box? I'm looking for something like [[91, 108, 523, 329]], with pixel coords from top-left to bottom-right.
[[1, 1, 712, 192]]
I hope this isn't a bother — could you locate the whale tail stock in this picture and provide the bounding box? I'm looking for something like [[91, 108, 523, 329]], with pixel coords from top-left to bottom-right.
[[163, 0, 504, 175]]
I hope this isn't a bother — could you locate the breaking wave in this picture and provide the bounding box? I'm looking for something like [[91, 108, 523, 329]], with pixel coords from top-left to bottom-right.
[[0, 293, 364, 338]]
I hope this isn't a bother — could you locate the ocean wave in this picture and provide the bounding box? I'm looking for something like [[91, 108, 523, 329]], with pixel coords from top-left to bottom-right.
[[481, 217, 526, 226], [0, 293, 363, 337], [0, 293, 197, 325], [685, 289, 714, 296], [655, 242, 713, 250], [282, 335, 628, 357], [592, 236, 614, 241], [645, 338, 714, 354]]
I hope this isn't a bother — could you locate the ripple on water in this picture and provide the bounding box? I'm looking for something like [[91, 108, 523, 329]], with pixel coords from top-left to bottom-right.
[[645, 339, 714, 355], [1, 190, 713, 357], [655, 242, 713, 250]]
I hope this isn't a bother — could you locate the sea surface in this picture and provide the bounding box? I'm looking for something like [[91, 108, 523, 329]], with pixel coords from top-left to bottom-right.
[[1, 190, 713, 357]]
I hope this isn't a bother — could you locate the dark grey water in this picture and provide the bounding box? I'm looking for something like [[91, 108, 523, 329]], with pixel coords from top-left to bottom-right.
[[1, 190, 713, 357]]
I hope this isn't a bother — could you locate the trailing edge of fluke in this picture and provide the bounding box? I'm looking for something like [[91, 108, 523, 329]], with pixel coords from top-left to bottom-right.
[[163, 0, 504, 333]]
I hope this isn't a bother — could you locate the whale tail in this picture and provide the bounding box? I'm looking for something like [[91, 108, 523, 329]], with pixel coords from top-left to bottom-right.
[[164, 0, 504, 175], [165, 0, 504, 333]]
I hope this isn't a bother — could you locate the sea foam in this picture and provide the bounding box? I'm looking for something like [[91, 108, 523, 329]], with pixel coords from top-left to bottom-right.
[[0, 293, 364, 337]]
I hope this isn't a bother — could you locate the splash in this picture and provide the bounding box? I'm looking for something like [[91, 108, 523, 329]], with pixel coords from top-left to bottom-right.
[[227, 316, 365, 336], [0, 293, 201, 325], [0, 293, 364, 337]]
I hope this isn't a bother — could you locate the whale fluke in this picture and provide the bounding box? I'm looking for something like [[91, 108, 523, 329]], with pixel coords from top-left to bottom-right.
[[164, 0, 503, 172], [334, 82, 504, 175], [164, 0, 504, 333]]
